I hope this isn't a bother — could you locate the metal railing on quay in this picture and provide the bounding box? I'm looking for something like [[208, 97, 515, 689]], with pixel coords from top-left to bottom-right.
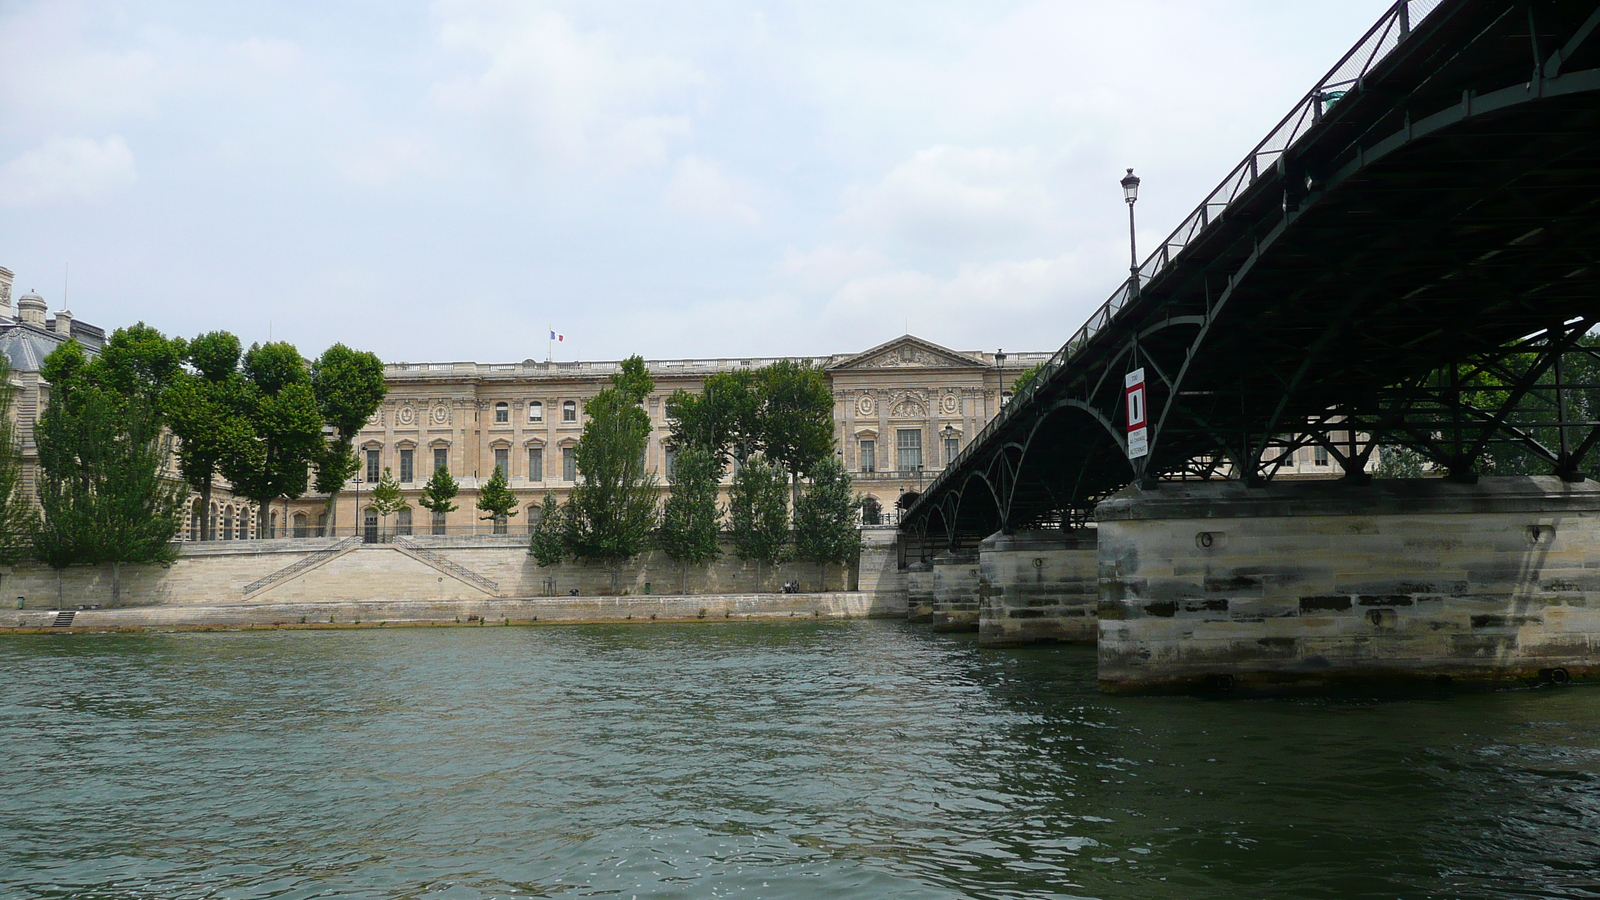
[[913, 0, 1443, 512]]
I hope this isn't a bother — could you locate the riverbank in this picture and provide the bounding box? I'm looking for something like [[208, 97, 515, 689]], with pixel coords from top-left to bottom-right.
[[0, 590, 903, 633]]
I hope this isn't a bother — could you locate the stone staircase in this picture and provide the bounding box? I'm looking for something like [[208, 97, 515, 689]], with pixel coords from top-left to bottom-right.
[[391, 538, 500, 596], [242, 537, 362, 598], [50, 610, 75, 628]]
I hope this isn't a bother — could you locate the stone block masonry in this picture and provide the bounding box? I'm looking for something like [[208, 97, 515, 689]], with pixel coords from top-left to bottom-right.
[[1096, 477, 1600, 693], [904, 561, 934, 623], [977, 529, 1098, 647], [931, 549, 980, 632]]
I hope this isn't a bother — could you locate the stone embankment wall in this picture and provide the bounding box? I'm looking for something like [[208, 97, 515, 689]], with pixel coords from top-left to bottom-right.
[[1, 531, 908, 612], [931, 549, 980, 632], [1096, 477, 1600, 692]]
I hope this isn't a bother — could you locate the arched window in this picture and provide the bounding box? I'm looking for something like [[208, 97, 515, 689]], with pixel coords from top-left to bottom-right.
[[526, 504, 542, 532], [221, 506, 234, 540], [293, 512, 309, 538], [431, 509, 447, 536], [316, 512, 327, 537], [494, 401, 509, 424], [237, 509, 249, 541], [528, 401, 543, 422], [861, 496, 882, 526], [396, 507, 413, 536], [209, 502, 219, 540], [562, 400, 577, 422], [189, 499, 203, 541]]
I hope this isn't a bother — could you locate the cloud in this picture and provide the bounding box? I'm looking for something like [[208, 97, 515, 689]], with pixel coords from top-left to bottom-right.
[[663, 156, 761, 225], [0, 136, 136, 207], [841, 146, 1054, 254], [429, 0, 701, 170]]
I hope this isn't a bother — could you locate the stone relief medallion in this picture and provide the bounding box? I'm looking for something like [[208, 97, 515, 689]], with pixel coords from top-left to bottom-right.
[[940, 393, 958, 415], [366, 409, 383, 428], [397, 403, 417, 426], [857, 395, 876, 417], [430, 401, 451, 426]]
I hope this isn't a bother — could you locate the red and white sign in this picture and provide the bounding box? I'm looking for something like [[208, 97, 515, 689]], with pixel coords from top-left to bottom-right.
[[1125, 368, 1148, 459]]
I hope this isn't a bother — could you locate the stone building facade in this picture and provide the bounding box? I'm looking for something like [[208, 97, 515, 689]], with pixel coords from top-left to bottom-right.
[[284, 335, 1052, 538]]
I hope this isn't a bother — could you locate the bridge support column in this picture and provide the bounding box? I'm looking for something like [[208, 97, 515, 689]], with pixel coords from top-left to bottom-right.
[[1096, 477, 1600, 693], [977, 529, 1099, 647], [904, 561, 934, 623], [931, 550, 981, 632]]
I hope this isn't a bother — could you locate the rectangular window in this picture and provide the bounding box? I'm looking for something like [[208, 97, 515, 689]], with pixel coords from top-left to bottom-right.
[[859, 440, 875, 473], [365, 449, 381, 483], [433, 447, 448, 476], [665, 447, 678, 482], [529, 401, 543, 423], [495, 403, 509, 424], [1314, 445, 1330, 466], [944, 436, 960, 465], [528, 447, 543, 481], [399, 448, 414, 483], [896, 429, 922, 472], [562, 401, 577, 422], [563, 446, 577, 481], [494, 448, 509, 479]]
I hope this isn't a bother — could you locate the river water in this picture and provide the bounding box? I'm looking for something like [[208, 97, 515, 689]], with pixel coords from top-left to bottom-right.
[[2, 621, 1598, 899]]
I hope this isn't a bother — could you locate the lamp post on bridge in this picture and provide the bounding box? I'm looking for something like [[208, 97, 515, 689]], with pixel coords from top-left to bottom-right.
[[994, 348, 1007, 416], [1121, 168, 1141, 291]]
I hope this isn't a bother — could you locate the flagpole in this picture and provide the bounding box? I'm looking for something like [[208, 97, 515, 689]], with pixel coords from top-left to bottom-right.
[[548, 328, 552, 364]]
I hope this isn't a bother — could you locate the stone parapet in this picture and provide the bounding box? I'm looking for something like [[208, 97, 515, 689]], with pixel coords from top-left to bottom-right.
[[1096, 476, 1600, 693], [977, 529, 1097, 647], [931, 549, 980, 632]]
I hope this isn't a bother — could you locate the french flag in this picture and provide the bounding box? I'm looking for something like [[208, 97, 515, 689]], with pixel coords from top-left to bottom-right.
[[550, 330, 564, 342]]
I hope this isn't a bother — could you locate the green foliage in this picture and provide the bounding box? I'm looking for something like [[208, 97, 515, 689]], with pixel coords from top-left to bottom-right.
[[90, 323, 187, 402], [565, 364, 660, 564], [658, 443, 721, 567], [311, 343, 386, 496], [611, 354, 654, 404], [1373, 445, 1427, 479], [528, 490, 567, 566], [32, 352, 187, 588], [754, 360, 835, 487], [792, 455, 861, 568], [727, 454, 790, 566], [1012, 362, 1046, 395], [371, 467, 405, 522], [0, 356, 35, 564], [163, 333, 255, 541], [221, 342, 325, 532], [665, 369, 759, 474], [419, 465, 460, 515], [475, 466, 518, 524]]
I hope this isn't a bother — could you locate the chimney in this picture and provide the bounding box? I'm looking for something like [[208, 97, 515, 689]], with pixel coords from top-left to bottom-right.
[[52, 309, 74, 336], [17, 291, 46, 327]]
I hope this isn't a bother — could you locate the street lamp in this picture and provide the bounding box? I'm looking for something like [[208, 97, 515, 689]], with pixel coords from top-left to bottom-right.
[[1121, 168, 1141, 286], [942, 423, 956, 467], [995, 349, 1007, 411]]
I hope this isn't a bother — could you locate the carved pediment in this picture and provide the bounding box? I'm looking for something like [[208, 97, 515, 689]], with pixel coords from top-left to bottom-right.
[[831, 335, 982, 371]]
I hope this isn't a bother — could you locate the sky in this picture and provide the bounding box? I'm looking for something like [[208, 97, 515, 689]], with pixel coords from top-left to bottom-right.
[[0, 0, 1400, 364]]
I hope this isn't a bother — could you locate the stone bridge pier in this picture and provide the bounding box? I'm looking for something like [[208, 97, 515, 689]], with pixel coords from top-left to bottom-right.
[[1095, 477, 1600, 693], [977, 530, 1098, 647], [905, 561, 934, 623], [930, 550, 981, 632]]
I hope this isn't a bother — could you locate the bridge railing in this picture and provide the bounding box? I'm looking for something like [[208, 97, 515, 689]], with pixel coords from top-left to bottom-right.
[[916, 0, 1445, 512]]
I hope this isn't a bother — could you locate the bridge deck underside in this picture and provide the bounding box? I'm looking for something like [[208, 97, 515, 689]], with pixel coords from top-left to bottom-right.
[[920, 0, 1600, 541]]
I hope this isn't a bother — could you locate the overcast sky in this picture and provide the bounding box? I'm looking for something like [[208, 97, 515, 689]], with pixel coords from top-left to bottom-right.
[[1, 0, 1398, 364]]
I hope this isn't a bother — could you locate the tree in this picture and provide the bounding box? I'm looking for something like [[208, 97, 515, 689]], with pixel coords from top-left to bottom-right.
[[665, 369, 759, 472], [1012, 362, 1047, 395], [163, 331, 253, 541], [754, 360, 835, 508], [222, 342, 325, 536], [34, 344, 187, 604], [727, 454, 790, 589], [311, 343, 386, 533], [658, 442, 721, 590], [792, 455, 862, 588], [528, 490, 566, 567], [476, 466, 517, 533], [0, 355, 36, 565], [565, 357, 660, 584], [371, 467, 404, 533], [418, 464, 460, 535]]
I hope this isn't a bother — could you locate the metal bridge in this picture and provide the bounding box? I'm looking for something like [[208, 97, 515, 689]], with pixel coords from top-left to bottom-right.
[[902, 0, 1600, 549]]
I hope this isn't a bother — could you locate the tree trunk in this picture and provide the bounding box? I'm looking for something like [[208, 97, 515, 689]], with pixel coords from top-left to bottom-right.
[[199, 479, 213, 541], [258, 502, 272, 540], [324, 489, 340, 536]]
